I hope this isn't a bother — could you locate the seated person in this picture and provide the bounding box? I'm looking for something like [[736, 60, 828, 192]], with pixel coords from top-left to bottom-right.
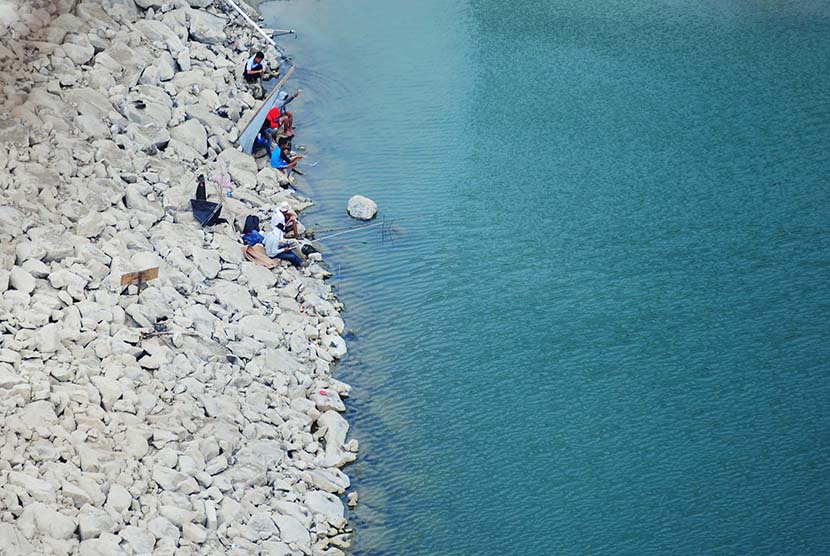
[[264, 221, 304, 267], [270, 136, 304, 176], [254, 119, 274, 156], [276, 89, 301, 131], [243, 51, 266, 83], [271, 201, 301, 239]]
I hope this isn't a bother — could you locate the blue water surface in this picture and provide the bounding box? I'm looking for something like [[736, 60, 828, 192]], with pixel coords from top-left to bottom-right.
[[261, 1, 830, 554]]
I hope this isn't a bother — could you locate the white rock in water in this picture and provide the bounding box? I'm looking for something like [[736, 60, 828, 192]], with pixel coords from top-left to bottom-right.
[[346, 195, 378, 220], [304, 490, 346, 528], [321, 332, 347, 359], [307, 467, 350, 494]]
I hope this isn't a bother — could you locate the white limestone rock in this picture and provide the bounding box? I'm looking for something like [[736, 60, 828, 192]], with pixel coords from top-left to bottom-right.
[[321, 332, 347, 359], [156, 51, 176, 81], [105, 484, 132, 514], [272, 514, 310, 547], [119, 526, 156, 554], [171, 119, 208, 156], [0, 523, 34, 556], [134, 0, 164, 9], [347, 195, 378, 220], [307, 467, 350, 494], [188, 10, 228, 45], [304, 490, 346, 529], [218, 147, 259, 186], [8, 471, 56, 502], [148, 516, 180, 541], [78, 505, 115, 540], [19, 502, 77, 540], [9, 266, 35, 294], [211, 280, 253, 314], [316, 410, 352, 468]]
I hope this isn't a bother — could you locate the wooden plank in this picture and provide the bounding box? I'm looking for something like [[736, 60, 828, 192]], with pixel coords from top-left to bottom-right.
[[120, 267, 159, 287]]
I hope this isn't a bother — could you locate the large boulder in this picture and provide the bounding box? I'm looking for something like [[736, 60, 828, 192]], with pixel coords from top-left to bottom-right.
[[188, 10, 227, 45], [9, 266, 35, 294], [134, 19, 184, 51], [170, 119, 207, 156], [346, 195, 378, 220], [211, 280, 253, 314], [218, 147, 258, 187]]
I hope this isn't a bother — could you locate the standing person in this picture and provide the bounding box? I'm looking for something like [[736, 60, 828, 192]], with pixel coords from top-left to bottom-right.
[[271, 201, 301, 238], [243, 51, 266, 98], [276, 89, 301, 131], [264, 219, 304, 267]]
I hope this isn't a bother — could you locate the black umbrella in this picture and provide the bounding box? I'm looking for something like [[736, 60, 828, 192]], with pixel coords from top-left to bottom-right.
[[191, 199, 223, 227]]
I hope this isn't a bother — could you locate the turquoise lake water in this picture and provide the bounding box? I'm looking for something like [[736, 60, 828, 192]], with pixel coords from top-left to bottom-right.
[[261, 1, 830, 554]]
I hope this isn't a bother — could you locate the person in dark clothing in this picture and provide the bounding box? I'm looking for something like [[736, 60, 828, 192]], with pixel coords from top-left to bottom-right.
[[254, 119, 274, 156]]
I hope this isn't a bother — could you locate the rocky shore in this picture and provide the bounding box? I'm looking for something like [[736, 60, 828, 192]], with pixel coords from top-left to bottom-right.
[[0, 0, 357, 554]]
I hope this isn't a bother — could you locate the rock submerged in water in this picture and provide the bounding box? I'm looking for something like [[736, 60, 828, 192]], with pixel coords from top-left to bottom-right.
[[347, 195, 378, 220]]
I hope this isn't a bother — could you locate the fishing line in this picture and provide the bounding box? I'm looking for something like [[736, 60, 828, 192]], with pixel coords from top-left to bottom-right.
[[313, 220, 385, 242]]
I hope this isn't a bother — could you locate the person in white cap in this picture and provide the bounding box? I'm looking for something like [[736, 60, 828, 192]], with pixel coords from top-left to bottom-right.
[[271, 201, 301, 239], [276, 89, 301, 131]]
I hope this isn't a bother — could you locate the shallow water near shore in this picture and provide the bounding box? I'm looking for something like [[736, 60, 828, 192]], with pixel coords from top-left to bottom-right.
[[261, 1, 830, 554]]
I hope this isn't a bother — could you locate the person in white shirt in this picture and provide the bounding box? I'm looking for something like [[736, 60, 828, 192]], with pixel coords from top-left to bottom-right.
[[271, 201, 301, 238], [243, 51, 265, 83], [264, 222, 304, 267]]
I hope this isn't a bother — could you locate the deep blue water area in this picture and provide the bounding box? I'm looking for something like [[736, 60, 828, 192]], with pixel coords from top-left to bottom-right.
[[262, 1, 830, 554]]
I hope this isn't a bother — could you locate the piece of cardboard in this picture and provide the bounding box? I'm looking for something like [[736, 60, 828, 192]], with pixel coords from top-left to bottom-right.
[[120, 267, 159, 287]]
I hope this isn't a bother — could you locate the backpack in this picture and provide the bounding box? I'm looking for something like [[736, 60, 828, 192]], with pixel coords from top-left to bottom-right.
[[196, 174, 206, 201], [243, 215, 261, 235]]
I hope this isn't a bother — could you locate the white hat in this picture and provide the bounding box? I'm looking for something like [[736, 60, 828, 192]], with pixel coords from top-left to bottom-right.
[[278, 91, 289, 101], [279, 201, 291, 212]]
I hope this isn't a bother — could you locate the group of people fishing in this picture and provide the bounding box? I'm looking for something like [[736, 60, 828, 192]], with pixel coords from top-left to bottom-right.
[[240, 52, 309, 267], [244, 52, 305, 178], [241, 201, 306, 267]]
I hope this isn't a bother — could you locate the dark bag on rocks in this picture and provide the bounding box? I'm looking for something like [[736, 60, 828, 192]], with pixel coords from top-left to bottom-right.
[[196, 174, 206, 201], [243, 215, 261, 234]]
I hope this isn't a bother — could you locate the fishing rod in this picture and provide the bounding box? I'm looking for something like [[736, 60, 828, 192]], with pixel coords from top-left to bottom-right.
[[282, 220, 386, 249], [308, 222, 378, 234], [313, 220, 385, 242]]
